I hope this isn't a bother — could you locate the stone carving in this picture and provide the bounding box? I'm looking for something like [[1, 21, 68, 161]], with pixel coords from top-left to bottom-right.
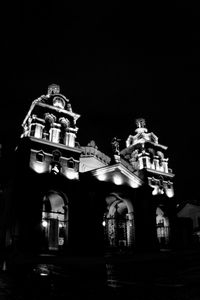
[[44, 113, 56, 124], [59, 117, 70, 128], [87, 140, 98, 149], [131, 149, 139, 161]]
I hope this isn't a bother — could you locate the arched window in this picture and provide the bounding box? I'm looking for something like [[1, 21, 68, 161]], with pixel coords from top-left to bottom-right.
[[52, 149, 61, 162], [36, 150, 45, 162], [67, 158, 75, 169]]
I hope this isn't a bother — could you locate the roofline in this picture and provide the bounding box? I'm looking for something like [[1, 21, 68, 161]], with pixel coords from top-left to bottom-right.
[[145, 168, 175, 178], [22, 96, 81, 128]]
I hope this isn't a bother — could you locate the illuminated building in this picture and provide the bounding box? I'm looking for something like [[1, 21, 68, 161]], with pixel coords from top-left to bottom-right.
[[3, 85, 175, 257]]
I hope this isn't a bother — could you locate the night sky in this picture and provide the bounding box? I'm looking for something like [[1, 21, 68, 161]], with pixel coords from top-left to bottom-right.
[[1, 1, 200, 203]]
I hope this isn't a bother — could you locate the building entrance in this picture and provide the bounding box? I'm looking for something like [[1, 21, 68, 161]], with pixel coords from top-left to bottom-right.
[[42, 191, 68, 251]]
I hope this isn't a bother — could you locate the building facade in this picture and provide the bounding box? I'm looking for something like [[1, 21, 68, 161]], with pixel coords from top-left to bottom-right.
[[177, 201, 200, 248], [3, 84, 175, 259]]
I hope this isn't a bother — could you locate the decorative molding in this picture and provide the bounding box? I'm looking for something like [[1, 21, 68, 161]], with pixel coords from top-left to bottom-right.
[[92, 163, 143, 186], [30, 137, 82, 153]]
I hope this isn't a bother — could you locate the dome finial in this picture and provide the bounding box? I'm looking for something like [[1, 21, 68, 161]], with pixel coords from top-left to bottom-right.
[[135, 118, 148, 133], [47, 84, 60, 95], [136, 118, 146, 128]]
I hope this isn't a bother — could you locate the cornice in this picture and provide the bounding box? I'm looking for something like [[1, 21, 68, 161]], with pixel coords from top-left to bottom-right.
[[29, 136, 82, 154], [36, 102, 80, 121], [145, 167, 175, 178]]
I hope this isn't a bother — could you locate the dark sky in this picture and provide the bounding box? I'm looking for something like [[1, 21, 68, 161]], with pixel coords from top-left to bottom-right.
[[1, 1, 200, 202]]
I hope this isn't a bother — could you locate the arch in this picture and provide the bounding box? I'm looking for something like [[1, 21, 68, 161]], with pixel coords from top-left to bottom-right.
[[156, 207, 170, 248], [41, 190, 69, 251], [44, 189, 68, 205], [36, 150, 45, 162], [106, 193, 134, 216], [104, 193, 135, 250]]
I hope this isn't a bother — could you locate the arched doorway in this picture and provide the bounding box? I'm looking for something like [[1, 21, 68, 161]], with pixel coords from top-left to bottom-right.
[[156, 207, 170, 248], [41, 190, 68, 251], [103, 193, 135, 250]]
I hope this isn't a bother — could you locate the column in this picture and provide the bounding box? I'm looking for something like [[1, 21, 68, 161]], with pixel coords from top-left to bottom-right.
[[31, 123, 44, 139], [49, 125, 61, 143], [64, 132, 76, 147]]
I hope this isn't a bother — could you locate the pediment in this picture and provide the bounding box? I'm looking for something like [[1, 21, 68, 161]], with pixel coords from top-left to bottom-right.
[[91, 163, 143, 188]]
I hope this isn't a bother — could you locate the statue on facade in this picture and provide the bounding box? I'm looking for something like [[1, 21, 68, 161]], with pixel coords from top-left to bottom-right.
[[111, 137, 121, 156], [87, 140, 98, 149]]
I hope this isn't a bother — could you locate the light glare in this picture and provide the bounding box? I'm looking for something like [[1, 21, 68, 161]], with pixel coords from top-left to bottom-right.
[[113, 175, 123, 185], [42, 220, 48, 227], [65, 169, 78, 180], [166, 188, 174, 198], [102, 220, 106, 226], [97, 174, 107, 181], [32, 162, 46, 174], [129, 180, 139, 188]]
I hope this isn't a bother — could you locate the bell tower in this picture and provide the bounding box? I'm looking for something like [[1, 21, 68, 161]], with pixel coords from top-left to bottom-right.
[[7, 84, 83, 254], [21, 84, 81, 179], [121, 118, 175, 249], [122, 118, 174, 198]]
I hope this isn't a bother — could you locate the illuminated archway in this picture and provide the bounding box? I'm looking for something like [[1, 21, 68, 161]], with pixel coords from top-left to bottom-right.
[[104, 193, 135, 249], [42, 190, 69, 251], [156, 207, 170, 248]]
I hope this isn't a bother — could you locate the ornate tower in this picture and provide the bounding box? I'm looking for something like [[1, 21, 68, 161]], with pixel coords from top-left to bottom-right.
[[121, 118, 174, 197], [21, 83, 81, 179], [7, 84, 83, 254], [120, 118, 175, 249], [3, 89, 176, 258]]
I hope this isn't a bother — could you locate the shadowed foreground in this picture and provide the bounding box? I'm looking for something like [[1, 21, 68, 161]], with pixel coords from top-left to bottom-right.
[[1, 250, 200, 300]]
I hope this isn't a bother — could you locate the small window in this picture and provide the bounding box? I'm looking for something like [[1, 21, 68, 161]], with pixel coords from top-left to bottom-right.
[[52, 150, 61, 162], [142, 157, 147, 168], [67, 158, 75, 168], [36, 151, 45, 162], [167, 182, 171, 189]]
